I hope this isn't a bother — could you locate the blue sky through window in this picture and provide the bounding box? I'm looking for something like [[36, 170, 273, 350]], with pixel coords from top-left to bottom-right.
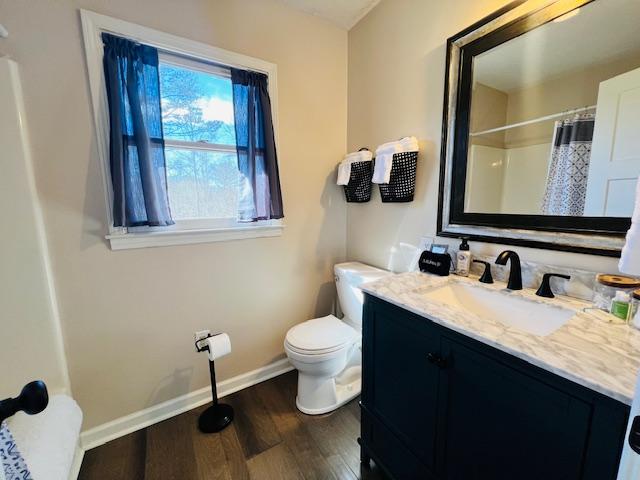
[[159, 60, 239, 220], [159, 62, 236, 145]]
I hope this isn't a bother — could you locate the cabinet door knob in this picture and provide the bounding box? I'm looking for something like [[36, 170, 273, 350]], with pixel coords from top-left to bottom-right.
[[427, 352, 447, 368]]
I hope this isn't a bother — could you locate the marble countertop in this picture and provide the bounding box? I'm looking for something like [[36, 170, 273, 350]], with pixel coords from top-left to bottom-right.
[[362, 271, 640, 405]]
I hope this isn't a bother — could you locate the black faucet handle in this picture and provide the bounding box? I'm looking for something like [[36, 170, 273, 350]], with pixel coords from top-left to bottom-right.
[[472, 260, 493, 284], [536, 273, 571, 298]]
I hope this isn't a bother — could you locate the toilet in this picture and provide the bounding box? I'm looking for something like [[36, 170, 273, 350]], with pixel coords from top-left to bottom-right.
[[284, 262, 391, 415]]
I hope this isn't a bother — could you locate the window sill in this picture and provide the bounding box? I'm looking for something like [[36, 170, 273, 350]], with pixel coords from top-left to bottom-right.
[[106, 223, 284, 250]]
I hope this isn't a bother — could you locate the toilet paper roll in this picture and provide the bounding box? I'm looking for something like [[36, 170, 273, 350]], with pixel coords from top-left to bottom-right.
[[204, 333, 231, 361]]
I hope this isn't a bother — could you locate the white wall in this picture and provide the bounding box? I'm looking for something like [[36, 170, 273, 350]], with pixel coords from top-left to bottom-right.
[[501, 143, 551, 214], [0, 58, 69, 399], [0, 0, 348, 429], [467, 143, 551, 215], [347, 0, 619, 275], [465, 145, 505, 214]]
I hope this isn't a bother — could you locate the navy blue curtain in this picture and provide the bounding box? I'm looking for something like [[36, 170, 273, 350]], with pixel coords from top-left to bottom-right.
[[102, 33, 173, 227], [231, 69, 284, 221]]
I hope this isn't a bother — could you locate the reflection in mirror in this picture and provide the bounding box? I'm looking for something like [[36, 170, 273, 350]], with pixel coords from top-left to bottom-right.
[[465, 0, 640, 217]]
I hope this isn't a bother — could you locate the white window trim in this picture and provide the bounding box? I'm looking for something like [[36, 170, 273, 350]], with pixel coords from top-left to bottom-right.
[[80, 10, 283, 250]]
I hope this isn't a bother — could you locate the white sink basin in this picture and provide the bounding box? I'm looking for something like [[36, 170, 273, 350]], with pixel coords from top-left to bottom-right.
[[422, 282, 575, 336]]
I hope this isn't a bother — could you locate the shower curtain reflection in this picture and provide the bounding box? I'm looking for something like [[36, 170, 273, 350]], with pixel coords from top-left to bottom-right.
[[541, 113, 595, 216]]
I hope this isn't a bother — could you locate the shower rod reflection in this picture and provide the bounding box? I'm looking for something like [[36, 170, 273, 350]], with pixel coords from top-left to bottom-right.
[[470, 104, 596, 137]]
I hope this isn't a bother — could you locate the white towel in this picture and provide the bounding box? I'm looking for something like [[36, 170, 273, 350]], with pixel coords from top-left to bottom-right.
[[1, 422, 31, 480], [7, 395, 83, 480], [372, 136, 419, 184], [619, 177, 640, 275], [337, 150, 373, 185]]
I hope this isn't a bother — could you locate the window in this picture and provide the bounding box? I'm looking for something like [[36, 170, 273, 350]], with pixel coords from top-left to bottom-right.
[[158, 54, 239, 223], [81, 11, 283, 249]]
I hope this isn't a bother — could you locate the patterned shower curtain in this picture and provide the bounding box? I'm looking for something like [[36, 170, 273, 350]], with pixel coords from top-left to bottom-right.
[[541, 113, 595, 216]]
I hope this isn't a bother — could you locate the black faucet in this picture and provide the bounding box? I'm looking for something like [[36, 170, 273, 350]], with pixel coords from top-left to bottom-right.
[[495, 250, 522, 290], [536, 273, 571, 298]]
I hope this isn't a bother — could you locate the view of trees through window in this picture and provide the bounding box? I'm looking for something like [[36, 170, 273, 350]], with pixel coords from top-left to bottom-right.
[[159, 60, 238, 220]]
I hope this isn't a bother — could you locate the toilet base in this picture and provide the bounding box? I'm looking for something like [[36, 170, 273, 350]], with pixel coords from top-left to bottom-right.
[[295, 348, 362, 415], [296, 376, 361, 415]]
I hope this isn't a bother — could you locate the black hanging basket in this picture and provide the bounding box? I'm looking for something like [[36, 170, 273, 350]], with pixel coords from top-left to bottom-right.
[[343, 160, 374, 203], [378, 151, 418, 202]]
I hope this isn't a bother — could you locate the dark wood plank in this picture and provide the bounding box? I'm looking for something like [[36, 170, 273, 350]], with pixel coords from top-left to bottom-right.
[[144, 413, 198, 480], [187, 406, 232, 480], [225, 384, 283, 459], [246, 443, 305, 480], [345, 397, 360, 422], [219, 421, 251, 480], [324, 454, 359, 480], [255, 377, 352, 480], [298, 401, 362, 476], [78, 429, 146, 480], [78, 371, 386, 480], [272, 372, 366, 478]]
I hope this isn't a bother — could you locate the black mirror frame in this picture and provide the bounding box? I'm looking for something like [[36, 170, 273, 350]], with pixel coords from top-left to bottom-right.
[[437, 0, 628, 257]]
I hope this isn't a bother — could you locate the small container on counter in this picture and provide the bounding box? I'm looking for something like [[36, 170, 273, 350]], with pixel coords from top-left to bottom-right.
[[630, 290, 640, 329], [456, 238, 471, 277], [592, 274, 640, 321], [610, 291, 631, 321]]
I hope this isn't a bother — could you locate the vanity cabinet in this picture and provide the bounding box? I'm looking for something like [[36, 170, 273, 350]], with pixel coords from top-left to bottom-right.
[[360, 295, 630, 480]]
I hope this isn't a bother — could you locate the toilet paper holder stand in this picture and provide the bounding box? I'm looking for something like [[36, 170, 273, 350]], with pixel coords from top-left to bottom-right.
[[195, 333, 234, 433]]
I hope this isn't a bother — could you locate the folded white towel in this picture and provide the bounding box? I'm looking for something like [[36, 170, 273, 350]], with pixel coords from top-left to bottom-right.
[[372, 136, 419, 184], [7, 395, 83, 480], [337, 150, 373, 185], [620, 177, 640, 274], [337, 162, 351, 185]]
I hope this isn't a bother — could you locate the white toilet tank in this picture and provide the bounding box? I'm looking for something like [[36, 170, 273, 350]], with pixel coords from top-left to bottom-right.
[[334, 262, 391, 331]]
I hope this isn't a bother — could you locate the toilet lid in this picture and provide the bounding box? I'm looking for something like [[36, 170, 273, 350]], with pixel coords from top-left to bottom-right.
[[285, 315, 359, 353]]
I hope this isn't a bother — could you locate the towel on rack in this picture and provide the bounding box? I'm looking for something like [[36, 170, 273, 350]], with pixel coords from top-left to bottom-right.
[[619, 177, 640, 274], [373, 136, 419, 184], [1, 422, 31, 480], [337, 150, 373, 185]]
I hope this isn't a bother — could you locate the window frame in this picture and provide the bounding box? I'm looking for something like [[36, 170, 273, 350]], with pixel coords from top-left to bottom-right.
[[80, 10, 283, 250]]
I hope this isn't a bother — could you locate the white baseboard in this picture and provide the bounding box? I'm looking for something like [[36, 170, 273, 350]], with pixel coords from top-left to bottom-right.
[[69, 443, 85, 480], [80, 358, 293, 451]]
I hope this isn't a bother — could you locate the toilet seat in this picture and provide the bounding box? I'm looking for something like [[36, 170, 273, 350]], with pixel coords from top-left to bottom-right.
[[285, 315, 358, 356]]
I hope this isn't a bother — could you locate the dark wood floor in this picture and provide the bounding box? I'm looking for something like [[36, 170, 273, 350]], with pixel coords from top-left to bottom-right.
[[79, 371, 386, 479]]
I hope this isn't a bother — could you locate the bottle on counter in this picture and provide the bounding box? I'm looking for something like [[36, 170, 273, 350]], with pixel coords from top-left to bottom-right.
[[610, 290, 631, 322], [456, 238, 471, 277]]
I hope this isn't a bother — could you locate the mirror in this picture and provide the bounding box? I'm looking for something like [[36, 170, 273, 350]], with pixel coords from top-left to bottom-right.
[[467, 0, 640, 217], [439, 0, 640, 255]]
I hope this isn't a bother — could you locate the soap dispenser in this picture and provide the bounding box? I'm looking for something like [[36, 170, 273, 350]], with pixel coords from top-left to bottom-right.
[[456, 238, 471, 277]]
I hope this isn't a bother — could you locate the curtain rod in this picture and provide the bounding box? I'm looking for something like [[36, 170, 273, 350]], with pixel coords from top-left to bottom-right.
[[470, 105, 596, 137]]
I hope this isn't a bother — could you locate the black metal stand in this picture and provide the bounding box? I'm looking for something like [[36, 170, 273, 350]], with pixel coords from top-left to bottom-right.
[[197, 356, 234, 433]]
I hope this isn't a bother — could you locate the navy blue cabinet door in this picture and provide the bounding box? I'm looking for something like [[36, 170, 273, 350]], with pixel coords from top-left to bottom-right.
[[438, 337, 592, 480], [362, 299, 441, 470]]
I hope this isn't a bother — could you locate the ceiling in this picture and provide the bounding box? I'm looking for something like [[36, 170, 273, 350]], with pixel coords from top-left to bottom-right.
[[279, 0, 381, 29], [474, 0, 640, 92]]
